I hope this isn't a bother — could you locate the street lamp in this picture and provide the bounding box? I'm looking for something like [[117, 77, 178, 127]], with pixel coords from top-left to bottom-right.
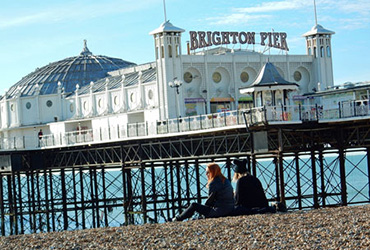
[[202, 89, 208, 114], [169, 77, 182, 94], [169, 77, 183, 118]]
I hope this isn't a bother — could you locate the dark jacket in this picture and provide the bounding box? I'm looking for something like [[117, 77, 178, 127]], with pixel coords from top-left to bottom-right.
[[235, 174, 268, 209], [205, 176, 234, 208]]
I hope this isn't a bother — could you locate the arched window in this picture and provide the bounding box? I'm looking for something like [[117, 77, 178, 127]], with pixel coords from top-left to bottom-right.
[[326, 46, 331, 57], [314, 47, 317, 58], [155, 47, 159, 59], [161, 46, 164, 58], [320, 46, 324, 57], [168, 45, 172, 58]]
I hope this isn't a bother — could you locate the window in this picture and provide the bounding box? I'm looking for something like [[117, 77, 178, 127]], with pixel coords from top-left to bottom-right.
[[26, 102, 31, 109], [148, 90, 154, 100], [240, 72, 249, 83], [155, 47, 159, 59], [46, 100, 53, 107], [130, 93, 135, 103], [294, 71, 302, 82], [212, 72, 222, 83], [184, 72, 193, 83], [176, 45, 179, 57], [168, 45, 172, 58], [326, 46, 331, 57]]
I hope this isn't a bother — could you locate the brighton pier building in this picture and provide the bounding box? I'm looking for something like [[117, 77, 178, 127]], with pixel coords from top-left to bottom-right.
[[0, 19, 362, 151]]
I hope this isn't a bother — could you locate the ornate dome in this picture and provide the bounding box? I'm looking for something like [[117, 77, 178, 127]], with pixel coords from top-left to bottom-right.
[[3, 40, 135, 99]]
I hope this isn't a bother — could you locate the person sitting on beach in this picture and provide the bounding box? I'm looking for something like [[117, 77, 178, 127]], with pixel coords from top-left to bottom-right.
[[231, 158, 286, 216], [172, 162, 235, 221]]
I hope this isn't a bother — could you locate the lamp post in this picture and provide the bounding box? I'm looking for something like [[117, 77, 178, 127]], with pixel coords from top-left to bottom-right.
[[169, 77, 182, 118], [202, 89, 208, 114]]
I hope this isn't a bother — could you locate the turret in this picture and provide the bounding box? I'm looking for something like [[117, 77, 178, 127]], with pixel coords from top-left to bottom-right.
[[303, 24, 335, 91], [150, 21, 185, 119]]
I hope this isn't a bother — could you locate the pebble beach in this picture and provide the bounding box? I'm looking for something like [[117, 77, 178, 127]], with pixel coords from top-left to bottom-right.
[[1, 205, 369, 249]]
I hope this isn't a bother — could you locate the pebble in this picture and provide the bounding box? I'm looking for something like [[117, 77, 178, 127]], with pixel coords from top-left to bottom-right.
[[0, 205, 369, 249]]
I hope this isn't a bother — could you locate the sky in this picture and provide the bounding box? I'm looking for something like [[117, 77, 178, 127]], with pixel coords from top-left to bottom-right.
[[0, 0, 370, 95]]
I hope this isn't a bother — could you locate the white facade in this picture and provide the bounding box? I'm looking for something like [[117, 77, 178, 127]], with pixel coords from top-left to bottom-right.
[[0, 20, 335, 145]]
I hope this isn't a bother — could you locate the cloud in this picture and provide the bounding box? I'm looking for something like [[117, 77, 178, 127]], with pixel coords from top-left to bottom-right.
[[205, 0, 311, 27], [206, 14, 272, 26], [320, 0, 370, 15], [233, 0, 311, 13], [0, 0, 158, 29]]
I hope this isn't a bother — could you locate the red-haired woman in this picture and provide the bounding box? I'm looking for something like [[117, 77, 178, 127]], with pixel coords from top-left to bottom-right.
[[172, 163, 234, 221]]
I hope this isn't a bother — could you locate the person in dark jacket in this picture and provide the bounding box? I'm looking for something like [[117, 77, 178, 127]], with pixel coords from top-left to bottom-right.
[[172, 162, 234, 221], [231, 158, 286, 216]]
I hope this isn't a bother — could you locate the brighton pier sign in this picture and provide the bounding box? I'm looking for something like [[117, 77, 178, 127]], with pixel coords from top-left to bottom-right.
[[189, 31, 289, 51]]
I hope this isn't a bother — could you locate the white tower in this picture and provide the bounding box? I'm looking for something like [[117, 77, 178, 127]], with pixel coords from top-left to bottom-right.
[[303, 24, 335, 91], [150, 21, 185, 120]]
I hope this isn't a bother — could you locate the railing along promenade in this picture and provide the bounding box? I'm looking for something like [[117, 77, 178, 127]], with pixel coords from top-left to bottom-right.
[[1, 99, 369, 151]]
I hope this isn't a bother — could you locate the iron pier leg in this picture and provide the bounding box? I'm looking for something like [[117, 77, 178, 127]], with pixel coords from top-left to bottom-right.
[[184, 160, 191, 205], [79, 168, 86, 229], [164, 162, 170, 221], [319, 150, 326, 207], [140, 162, 147, 224], [17, 171, 24, 234], [60, 168, 68, 230], [49, 169, 55, 232], [93, 167, 100, 228], [274, 157, 280, 201], [7, 174, 14, 235], [30, 171, 37, 233], [43, 169, 50, 233], [150, 162, 157, 223], [310, 148, 319, 209], [26, 172, 33, 234], [169, 162, 175, 217], [175, 161, 182, 213], [36, 171, 42, 232], [294, 152, 302, 210], [11, 171, 18, 235], [367, 148, 370, 201], [251, 154, 257, 177], [278, 154, 286, 204], [72, 167, 79, 229], [0, 173, 5, 236], [89, 167, 96, 228], [195, 159, 201, 204], [339, 147, 347, 205], [101, 166, 109, 227]]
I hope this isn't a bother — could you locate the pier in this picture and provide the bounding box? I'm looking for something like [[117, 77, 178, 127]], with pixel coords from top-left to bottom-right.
[[0, 102, 370, 236]]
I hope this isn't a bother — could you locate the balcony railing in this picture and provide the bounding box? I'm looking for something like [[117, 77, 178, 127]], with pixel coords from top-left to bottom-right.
[[1, 99, 370, 151]]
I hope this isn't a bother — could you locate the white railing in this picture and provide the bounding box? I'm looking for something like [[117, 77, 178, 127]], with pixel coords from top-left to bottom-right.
[[1, 99, 370, 151]]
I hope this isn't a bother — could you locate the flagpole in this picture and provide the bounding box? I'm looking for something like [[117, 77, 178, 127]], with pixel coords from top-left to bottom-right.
[[163, 0, 167, 22]]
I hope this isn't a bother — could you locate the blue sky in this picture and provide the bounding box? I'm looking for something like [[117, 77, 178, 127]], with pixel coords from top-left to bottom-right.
[[1, 0, 369, 95]]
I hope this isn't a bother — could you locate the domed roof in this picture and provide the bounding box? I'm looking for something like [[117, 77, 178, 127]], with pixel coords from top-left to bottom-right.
[[3, 40, 136, 99], [302, 24, 335, 37]]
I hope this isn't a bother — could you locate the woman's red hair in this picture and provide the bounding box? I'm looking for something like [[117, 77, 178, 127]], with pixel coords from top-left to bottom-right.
[[206, 163, 226, 188]]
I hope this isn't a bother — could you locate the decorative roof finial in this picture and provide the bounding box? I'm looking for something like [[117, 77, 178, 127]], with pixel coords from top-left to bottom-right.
[[80, 39, 92, 56]]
